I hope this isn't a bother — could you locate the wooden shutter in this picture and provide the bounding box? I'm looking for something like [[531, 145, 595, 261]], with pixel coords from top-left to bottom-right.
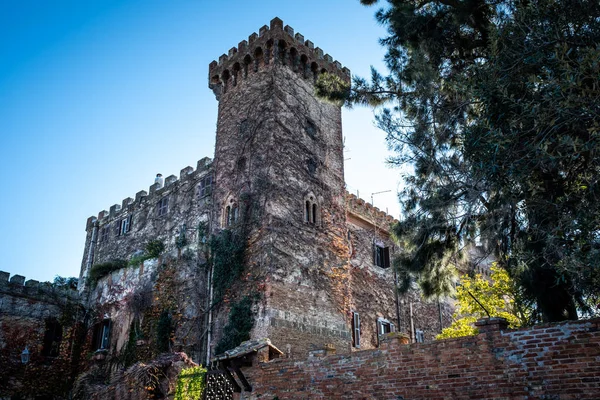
[[383, 246, 390, 268]]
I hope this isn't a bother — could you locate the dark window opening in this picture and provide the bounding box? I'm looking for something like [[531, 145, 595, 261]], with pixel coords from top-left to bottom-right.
[[198, 175, 213, 198], [305, 119, 317, 139], [352, 312, 361, 348], [91, 319, 111, 351], [100, 227, 109, 243], [307, 158, 317, 176], [305, 201, 310, 222], [373, 243, 391, 268], [41, 319, 63, 358], [157, 197, 169, 216], [224, 203, 239, 227], [304, 196, 318, 225]]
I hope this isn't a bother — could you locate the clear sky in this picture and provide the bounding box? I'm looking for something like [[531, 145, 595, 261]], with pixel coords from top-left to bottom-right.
[[0, 0, 402, 282]]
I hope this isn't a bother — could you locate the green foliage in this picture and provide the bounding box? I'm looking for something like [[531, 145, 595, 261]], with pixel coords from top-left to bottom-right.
[[214, 296, 256, 355], [176, 231, 188, 249], [352, 0, 600, 321], [437, 265, 535, 339], [210, 229, 246, 304], [128, 253, 152, 267], [146, 239, 165, 258], [88, 259, 127, 286], [156, 310, 173, 353], [315, 73, 351, 106], [52, 276, 78, 290], [174, 366, 206, 400]]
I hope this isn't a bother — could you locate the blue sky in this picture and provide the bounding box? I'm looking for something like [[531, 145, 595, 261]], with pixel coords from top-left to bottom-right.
[[0, 0, 401, 282]]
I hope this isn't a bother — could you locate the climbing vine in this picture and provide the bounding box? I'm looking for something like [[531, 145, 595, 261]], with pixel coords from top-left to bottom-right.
[[210, 229, 247, 304], [214, 295, 258, 355], [174, 366, 206, 400]]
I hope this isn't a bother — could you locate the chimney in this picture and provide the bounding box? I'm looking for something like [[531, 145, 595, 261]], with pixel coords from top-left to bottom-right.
[[155, 173, 164, 188]]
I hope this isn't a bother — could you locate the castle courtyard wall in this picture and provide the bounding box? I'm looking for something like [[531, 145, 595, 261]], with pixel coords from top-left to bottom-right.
[[240, 318, 600, 399]]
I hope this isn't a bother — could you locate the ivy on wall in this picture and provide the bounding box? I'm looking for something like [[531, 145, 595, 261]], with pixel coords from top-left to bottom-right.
[[214, 295, 257, 355], [174, 366, 206, 400]]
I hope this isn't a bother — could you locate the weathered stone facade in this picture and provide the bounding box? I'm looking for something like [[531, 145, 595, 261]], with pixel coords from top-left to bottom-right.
[[71, 17, 453, 365], [0, 19, 465, 399]]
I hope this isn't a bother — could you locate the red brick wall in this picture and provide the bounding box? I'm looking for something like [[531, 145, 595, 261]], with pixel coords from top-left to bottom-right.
[[241, 318, 600, 399]]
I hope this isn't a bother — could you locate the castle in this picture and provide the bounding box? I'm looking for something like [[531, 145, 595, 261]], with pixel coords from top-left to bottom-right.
[[0, 17, 452, 398]]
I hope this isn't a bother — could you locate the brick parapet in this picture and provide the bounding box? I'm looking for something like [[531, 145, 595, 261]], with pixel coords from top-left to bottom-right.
[[346, 191, 397, 232], [240, 318, 600, 399], [208, 17, 351, 100]]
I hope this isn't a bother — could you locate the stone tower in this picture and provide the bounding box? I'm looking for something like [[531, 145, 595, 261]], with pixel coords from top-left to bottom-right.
[[208, 17, 354, 357]]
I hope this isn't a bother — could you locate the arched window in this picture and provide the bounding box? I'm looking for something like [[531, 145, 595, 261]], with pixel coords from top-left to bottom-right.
[[304, 193, 319, 225], [223, 196, 239, 227]]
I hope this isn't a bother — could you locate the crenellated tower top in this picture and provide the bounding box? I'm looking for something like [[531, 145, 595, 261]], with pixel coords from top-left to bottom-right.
[[208, 17, 351, 100]]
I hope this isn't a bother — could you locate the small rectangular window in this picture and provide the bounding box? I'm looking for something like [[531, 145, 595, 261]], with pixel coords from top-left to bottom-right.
[[352, 311, 361, 348], [373, 243, 391, 268], [121, 215, 132, 234], [158, 197, 169, 216], [198, 175, 213, 198], [100, 227, 109, 243]]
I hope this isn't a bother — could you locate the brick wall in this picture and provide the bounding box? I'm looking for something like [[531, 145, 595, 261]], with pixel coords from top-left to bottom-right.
[[240, 318, 600, 399]]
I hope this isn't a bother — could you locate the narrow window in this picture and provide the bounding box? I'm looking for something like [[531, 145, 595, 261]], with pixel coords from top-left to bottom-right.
[[92, 319, 112, 351], [114, 221, 121, 237], [305, 118, 317, 139], [100, 227, 109, 243], [198, 175, 213, 198], [312, 203, 317, 224], [120, 215, 132, 235], [232, 206, 239, 224], [157, 197, 169, 216], [352, 312, 361, 348], [305, 201, 311, 222], [225, 205, 231, 227]]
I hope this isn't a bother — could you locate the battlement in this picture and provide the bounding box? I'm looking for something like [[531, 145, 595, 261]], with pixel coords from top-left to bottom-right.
[[87, 157, 212, 229], [208, 17, 351, 100], [0, 270, 79, 302], [346, 191, 398, 231]]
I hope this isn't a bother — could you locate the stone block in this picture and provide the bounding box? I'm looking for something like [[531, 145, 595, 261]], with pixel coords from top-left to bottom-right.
[[0, 271, 9, 285], [284, 25, 294, 37], [165, 175, 178, 187], [122, 197, 133, 209], [9, 275, 25, 285], [109, 204, 121, 216], [24, 279, 39, 287], [135, 191, 147, 202], [149, 182, 161, 194], [180, 166, 193, 179]]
